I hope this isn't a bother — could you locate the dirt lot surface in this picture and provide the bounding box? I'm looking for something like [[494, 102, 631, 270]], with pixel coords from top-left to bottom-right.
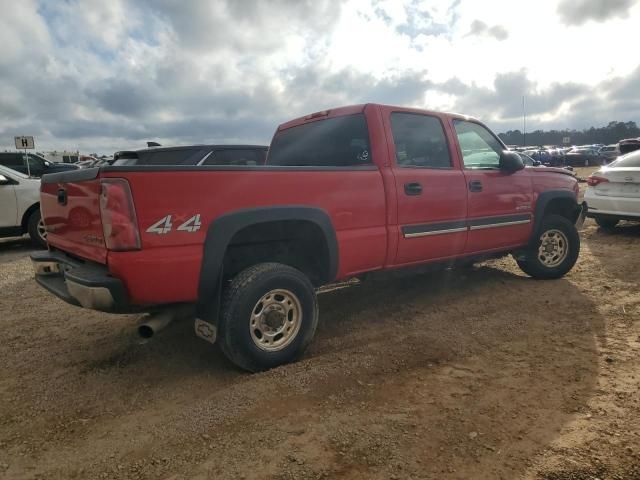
[[1, 172, 639, 479]]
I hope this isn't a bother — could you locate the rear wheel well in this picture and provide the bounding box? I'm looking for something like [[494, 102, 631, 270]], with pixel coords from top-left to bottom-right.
[[20, 203, 40, 233], [222, 220, 331, 286]]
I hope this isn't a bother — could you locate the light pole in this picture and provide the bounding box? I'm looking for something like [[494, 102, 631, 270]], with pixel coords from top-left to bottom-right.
[[522, 96, 526, 147]]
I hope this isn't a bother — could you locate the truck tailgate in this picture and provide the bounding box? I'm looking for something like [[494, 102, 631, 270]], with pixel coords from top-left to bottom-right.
[[40, 168, 107, 264]]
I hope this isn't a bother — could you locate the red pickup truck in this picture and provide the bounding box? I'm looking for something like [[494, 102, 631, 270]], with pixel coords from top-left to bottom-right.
[[32, 104, 585, 371]]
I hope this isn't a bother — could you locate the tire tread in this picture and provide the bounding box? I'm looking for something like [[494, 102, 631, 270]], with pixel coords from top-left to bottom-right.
[[516, 214, 580, 279], [218, 262, 317, 372]]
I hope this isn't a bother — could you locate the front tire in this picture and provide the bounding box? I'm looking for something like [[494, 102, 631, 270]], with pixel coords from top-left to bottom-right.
[[27, 209, 47, 249], [218, 263, 318, 372], [516, 214, 580, 279], [595, 216, 619, 230]]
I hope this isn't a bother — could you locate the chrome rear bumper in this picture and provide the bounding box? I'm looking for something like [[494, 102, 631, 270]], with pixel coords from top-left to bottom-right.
[[31, 251, 131, 313]]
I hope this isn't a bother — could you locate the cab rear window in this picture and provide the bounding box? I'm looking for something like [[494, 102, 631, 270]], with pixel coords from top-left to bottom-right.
[[267, 114, 372, 167]]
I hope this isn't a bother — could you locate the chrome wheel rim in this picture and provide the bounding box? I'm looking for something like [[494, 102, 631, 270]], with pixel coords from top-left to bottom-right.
[[250, 289, 302, 352], [538, 229, 568, 267], [37, 219, 47, 242]]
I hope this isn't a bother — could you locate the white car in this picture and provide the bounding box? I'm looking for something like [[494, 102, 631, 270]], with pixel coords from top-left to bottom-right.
[[0, 164, 46, 247], [585, 150, 640, 229]]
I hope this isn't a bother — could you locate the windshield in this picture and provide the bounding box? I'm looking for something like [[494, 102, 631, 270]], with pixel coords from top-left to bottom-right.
[[27, 154, 47, 167], [608, 150, 640, 168], [0, 164, 29, 179]]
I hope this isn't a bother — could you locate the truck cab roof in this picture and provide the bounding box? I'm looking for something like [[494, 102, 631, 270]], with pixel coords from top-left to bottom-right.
[[276, 103, 481, 132]]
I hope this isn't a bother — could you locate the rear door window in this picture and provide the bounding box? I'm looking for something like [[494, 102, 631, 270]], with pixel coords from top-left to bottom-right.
[[268, 114, 372, 167], [1, 153, 24, 168], [390, 113, 451, 168]]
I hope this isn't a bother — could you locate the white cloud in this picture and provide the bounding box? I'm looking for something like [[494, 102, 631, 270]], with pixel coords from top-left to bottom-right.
[[0, 0, 638, 154]]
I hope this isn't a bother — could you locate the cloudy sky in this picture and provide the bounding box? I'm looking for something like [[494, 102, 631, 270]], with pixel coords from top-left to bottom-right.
[[1, 0, 639, 154]]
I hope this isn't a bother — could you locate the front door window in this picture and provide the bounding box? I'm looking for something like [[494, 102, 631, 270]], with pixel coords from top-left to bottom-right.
[[453, 121, 503, 169]]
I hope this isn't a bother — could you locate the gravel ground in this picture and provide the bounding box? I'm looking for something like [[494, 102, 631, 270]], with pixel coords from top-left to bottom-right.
[[1, 175, 639, 479]]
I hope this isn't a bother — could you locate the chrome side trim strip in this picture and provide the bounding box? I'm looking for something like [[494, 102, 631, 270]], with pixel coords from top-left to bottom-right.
[[468, 219, 530, 230], [404, 227, 467, 238]]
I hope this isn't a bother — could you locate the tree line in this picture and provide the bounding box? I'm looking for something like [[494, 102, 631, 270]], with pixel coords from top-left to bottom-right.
[[498, 121, 640, 147]]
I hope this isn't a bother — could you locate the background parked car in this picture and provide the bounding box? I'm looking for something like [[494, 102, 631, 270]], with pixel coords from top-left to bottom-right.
[[42, 151, 79, 163], [598, 144, 620, 162], [585, 149, 640, 229], [0, 152, 78, 177], [0, 164, 46, 247], [517, 152, 542, 167], [524, 148, 551, 165], [564, 147, 606, 166], [112, 145, 268, 167], [618, 138, 640, 155], [76, 157, 115, 168], [548, 147, 566, 166]]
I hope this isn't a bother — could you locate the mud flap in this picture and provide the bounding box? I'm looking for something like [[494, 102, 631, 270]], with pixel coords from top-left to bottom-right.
[[194, 318, 217, 344], [575, 203, 587, 230]]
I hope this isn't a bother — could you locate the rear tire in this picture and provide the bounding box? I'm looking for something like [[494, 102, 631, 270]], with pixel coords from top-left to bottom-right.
[[27, 209, 47, 249], [516, 214, 580, 279], [595, 216, 619, 230], [218, 263, 318, 372]]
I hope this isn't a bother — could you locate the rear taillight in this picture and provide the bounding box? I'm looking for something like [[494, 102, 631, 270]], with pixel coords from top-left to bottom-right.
[[99, 178, 141, 251], [586, 176, 609, 187]]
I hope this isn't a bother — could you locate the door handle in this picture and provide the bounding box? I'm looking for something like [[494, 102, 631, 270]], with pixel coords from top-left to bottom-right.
[[404, 182, 422, 195], [468, 180, 483, 192]]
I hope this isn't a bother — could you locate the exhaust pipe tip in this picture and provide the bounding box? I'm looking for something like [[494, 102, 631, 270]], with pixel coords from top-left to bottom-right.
[[137, 324, 155, 339], [136, 304, 195, 342]]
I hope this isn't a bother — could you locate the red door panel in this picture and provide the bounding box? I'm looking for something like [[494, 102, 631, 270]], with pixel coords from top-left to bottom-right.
[[380, 109, 469, 266], [393, 168, 468, 264], [464, 169, 533, 252], [449, 118, 534, 254]]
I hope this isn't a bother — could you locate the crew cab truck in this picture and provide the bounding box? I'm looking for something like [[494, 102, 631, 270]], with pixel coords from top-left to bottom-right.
[[32, 104, 585, 371]]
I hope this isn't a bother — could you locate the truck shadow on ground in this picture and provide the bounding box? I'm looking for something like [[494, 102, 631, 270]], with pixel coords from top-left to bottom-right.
[[2, 259, 607, 479], [583, 221, 640, 284], [0, 237, 36, 264], [593, 221, 640, 237]]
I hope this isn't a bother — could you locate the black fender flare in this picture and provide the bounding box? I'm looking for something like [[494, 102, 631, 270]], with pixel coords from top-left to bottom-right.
[[196, 206, 339, 323], [530, 190, 579, 243]]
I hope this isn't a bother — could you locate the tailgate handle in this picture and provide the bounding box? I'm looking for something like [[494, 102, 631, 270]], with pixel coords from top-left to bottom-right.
[[57, 188, 67, 205]]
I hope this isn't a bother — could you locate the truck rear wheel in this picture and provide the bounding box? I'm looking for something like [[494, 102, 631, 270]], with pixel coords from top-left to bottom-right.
[[516, 214, 580, 279], [218, 262, 318, 372]]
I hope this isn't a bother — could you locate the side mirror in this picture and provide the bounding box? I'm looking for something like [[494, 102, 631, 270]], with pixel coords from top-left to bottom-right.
[[44, 160, 51, 167], [499, 150, 525, 173], [533, 160, 542, 166], [0, 174, 11, 185]]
